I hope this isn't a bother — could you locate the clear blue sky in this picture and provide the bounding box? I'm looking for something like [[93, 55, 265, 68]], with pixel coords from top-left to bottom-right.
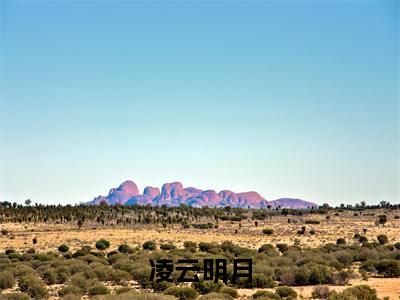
[[0, 0, 398, 206]]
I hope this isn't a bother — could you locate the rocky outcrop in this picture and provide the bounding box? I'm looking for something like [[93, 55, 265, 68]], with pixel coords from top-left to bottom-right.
[[88, 180, 318, 209]]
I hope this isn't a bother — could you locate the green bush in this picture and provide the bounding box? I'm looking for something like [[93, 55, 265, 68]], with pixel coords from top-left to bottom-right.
[[198, 293, 233, 300], [328, 285, 379, 300], [305, 220, 320, 224], [89, 283, 110, 296], [336, 238, 346, 245], [39, 266, 57, 285], [118, 244, 133, 253], [116, 287, 133, 294], [258, 244, 274, 253], [58, 244, 70, 253], [0, 293, 30, 300], [311, 286, 330, 299], [394, 242, 400, 250], [263, 228, 274, 235], [88, 283, 110, 295], [112, 269, 132, 284], [193, 223, 214, 229], [220, 287, 238, 298], [19, 275, 48, 299], [377, 234, 389, 245], [143, 240, 157, 250], [152, 281, 174, 292], [252, 273, 276, 288], [71, 273, 88, 290], [372, 259, 400, 277], [309, 264, 333, 284], [0, 270, 15, 289], [59, 285, 83, 297], [276, 243, 289, 253], [193, 280, 224, 294], [275, 286, 297, 299], [183, 241, 197, 252], [164, 286, 199, 300], [95, 239, 110, 250], [160, 243, 176, 250], [252, 290, 280, 299]]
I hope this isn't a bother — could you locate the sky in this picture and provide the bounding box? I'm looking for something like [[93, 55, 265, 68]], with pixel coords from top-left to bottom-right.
[[0, 0, 399, 206]]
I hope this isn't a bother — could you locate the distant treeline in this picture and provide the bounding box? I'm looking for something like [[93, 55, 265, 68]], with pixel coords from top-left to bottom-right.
[[0, 201, 398, 227]]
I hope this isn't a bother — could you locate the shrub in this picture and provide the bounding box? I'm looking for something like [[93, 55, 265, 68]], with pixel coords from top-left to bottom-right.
[[1, 229, 9, 236], [160, 243, 176, 250], [59, 285, 83, 297], [58, 244, 69, 253], [220, 287, 238, 298], [251, 273, 275, 288], [305, 220, 320, 224], [199, 242, 220, 253], [152, 281, 174, 292], [164, 286, 199, 300], [263, 228, 274, 235], [0, 293, 30, 300], [394, 242, 400, 250], [88, 283, 110, 295], [183, 241, 197, 252], [118, 244, 133, 253], [252, 290, 280, 299], [258, 244, 274, 253], [193, 223, 214, 229], [0, 270, 15, 289], [372, 259, 400, 277], [275, 286, 297, 299], [40, 267, 57, 285], [116, 287, 133, 294], [95, 239, 110, 250], [71, 273, 88, 290], [377, 215, 387, 226], [330, 285, 379, 300], [112, 269, 132, 284], [309, 229, 316, 235], [143, 240, 157, 250], [276, 243, 289, 253], [377, 234, 389, 245], [198, 293, 233, 300], [193, 280, 224, 294], [19, 275, 48, 299], [311, 286, 330, 299], [336, 238, 346, 245], [309, 264, 333, 284]]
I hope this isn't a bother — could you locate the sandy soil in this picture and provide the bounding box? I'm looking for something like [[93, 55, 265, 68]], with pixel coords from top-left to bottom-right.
[[239, 278, 400, 299], [0, 210, 399, 252]]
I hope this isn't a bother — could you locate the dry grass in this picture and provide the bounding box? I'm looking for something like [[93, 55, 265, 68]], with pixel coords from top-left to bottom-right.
[[0, 209, 398, 252]]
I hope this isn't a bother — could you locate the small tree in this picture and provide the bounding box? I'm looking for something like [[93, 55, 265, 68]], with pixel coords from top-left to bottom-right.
[[377, 215, 388, 226], [143, 240, 157, 250], [262, 228, 274, 235], [377, 234, 389, 245], [118, 244, 133, 253], [95, 239, 110, 250], [58, 244, 69, 253], [336, 238, 346, 245]]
